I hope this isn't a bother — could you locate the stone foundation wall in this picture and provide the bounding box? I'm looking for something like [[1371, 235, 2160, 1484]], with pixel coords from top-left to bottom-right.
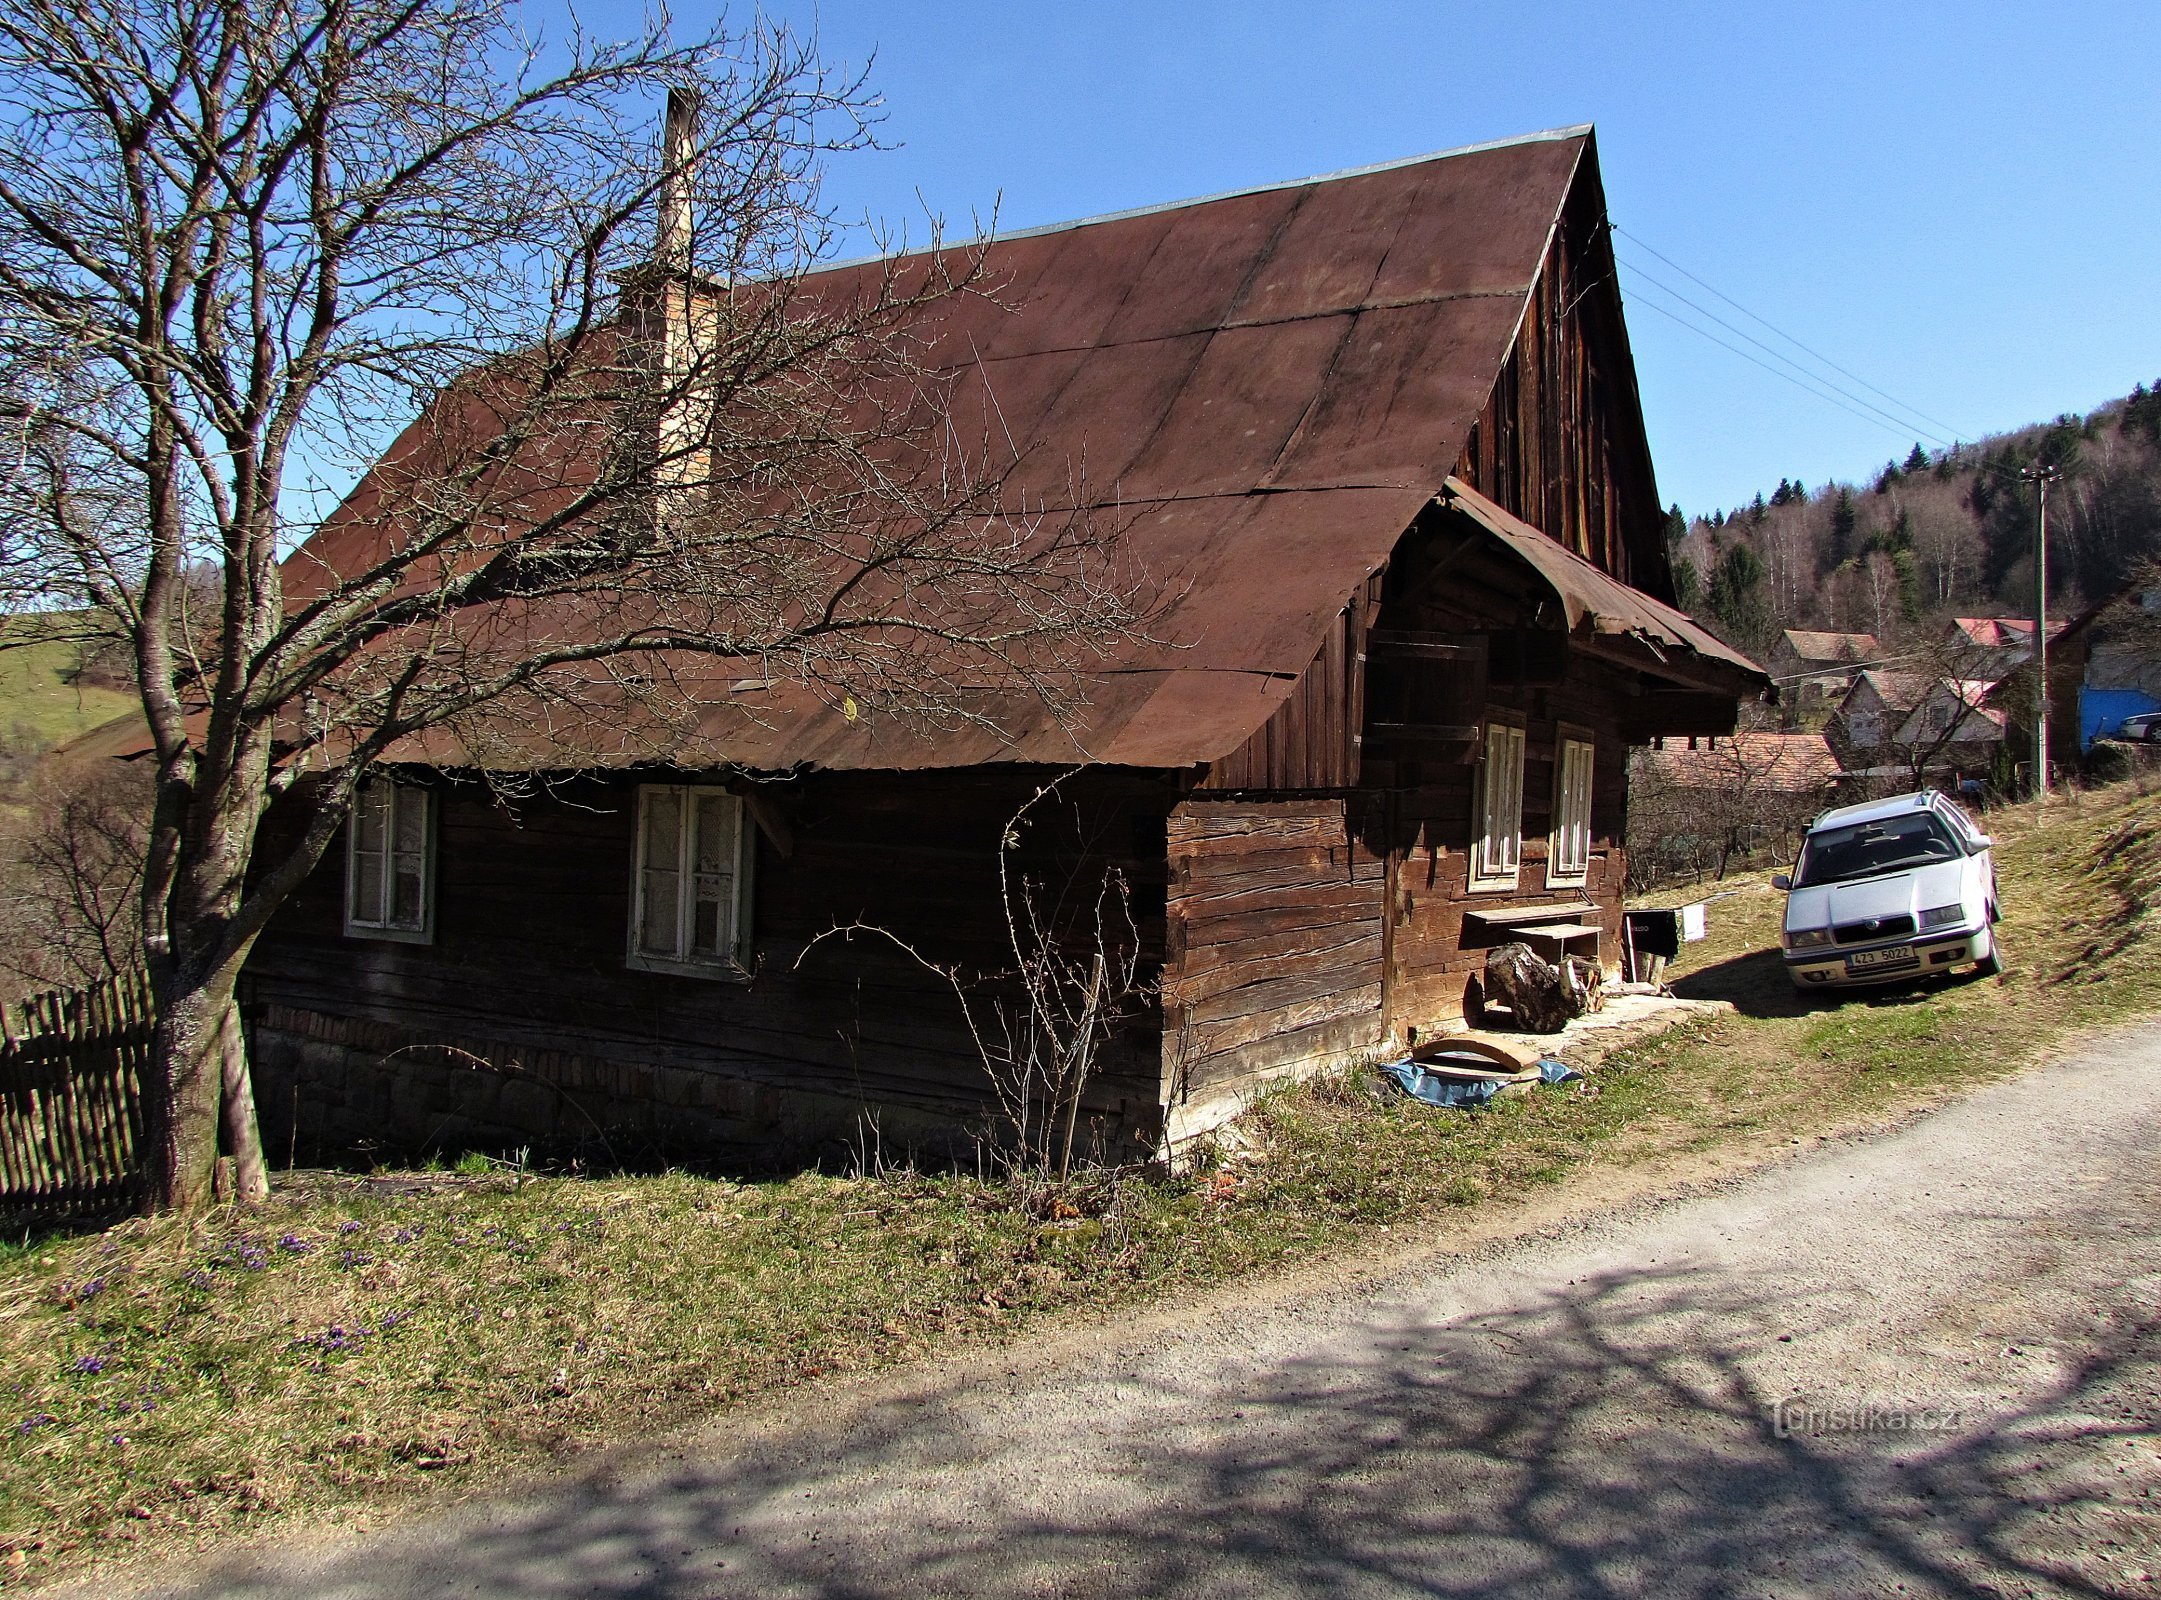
[[246, 1004, 983, 1171]]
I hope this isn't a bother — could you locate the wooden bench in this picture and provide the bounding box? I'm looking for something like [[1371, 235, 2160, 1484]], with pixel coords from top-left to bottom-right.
[[1463, 902, 1602, 966]]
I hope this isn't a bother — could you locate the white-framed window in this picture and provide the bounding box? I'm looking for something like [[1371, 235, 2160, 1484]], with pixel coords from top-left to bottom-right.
[[344, 779, 435, 943], [628, 785, 754, 977], [1472, 720, 1526, 891], [1548, 733, 1595, 888], [1848, 710, 1883, 747]]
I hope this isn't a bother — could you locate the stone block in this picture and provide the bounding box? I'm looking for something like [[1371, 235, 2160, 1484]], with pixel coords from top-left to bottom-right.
[[496, 1077, 557, 1137]]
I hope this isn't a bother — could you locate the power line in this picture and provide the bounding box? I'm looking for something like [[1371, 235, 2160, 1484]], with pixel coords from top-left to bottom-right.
[[1621, 287, 1942, 453], [1614, 224, 1972, 443], [1615, 253, 1959, 452], [1613, 241, 2050, 495]]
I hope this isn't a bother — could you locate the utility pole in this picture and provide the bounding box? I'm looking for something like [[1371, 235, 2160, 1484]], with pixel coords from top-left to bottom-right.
[[2020, 463, 2063, 798]]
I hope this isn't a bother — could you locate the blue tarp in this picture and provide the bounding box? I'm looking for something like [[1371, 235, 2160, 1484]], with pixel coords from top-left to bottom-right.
[[1379, 1056, 1580, 1108], [2081, 686, 2160, 750]]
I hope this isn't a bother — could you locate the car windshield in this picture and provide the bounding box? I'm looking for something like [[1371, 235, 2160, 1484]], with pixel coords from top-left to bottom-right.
[[1794, 813, 1963, 888]]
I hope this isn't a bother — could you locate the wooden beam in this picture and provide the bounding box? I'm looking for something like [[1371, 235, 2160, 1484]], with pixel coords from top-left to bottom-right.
[[1366, 722, 1481, 754], [1574, 633, 1761, 701], [1369, 630, 1486, 663], [1622, 692, 1740, 741], [737, 790, 794, 858]]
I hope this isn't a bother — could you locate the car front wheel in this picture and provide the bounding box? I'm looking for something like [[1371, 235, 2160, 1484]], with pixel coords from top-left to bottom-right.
[[1974, 923, 2006, 978]]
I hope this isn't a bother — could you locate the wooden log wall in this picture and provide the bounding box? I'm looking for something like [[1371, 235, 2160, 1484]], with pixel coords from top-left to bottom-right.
[[0, 971, 152, 1216], [1379, 661, 1632, 1034], [1451, 159, 1666, 598], [1161, 797, 1387, 1116], [244, 768, 1178, 1159], [1356, 506, 1639, 1035]]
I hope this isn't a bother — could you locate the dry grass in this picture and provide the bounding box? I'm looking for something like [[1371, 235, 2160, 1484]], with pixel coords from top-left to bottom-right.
[[2, 778, 2158, 1589]]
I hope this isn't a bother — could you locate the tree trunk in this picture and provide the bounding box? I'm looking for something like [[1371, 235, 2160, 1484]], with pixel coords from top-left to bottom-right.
[[145, 966, 269, 1212], [220, 1001, 270, 1201]]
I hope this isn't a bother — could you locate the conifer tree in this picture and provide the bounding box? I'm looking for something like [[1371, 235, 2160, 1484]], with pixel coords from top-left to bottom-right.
[[1828, 487, 1858, 569], [1671, 553, 1701, 613], [1892, 548, 1922, 622], [1707, 543, 1771, 648], [1904, 443, 1930, 474]]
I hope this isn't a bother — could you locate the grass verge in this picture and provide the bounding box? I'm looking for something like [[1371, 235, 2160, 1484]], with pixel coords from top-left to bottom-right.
[[3, 778, 2158, 1588]]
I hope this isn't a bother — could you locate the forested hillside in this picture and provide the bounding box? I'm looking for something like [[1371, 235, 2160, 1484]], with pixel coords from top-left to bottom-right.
[[1667, 383, 2161, 652]]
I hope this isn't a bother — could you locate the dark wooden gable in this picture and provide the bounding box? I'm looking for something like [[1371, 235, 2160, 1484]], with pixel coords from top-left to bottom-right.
[[1198, 140, 1668, 794], [1451, 148, 1668, 599]]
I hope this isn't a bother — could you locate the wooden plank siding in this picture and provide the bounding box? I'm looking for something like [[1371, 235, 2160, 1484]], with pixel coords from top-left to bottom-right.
[[243, 768, 1180, 1161], [1377, 650, 1633, 1034], [1196, 574, 1386, 794]]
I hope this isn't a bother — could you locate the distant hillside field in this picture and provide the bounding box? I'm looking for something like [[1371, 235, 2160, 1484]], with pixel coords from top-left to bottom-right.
[[1667, 383, 2161, 654]]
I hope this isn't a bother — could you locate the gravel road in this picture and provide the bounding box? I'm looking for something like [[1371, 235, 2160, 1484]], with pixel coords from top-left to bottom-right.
[[94, 1025, 2161, 1599]]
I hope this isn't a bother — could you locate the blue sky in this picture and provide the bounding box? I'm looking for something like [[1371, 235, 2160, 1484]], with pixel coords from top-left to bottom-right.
[[649, 0, 2156, 517]]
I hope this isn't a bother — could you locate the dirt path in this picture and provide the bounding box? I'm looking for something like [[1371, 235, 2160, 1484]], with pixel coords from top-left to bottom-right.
[[84, 1026, 2161, 1599]]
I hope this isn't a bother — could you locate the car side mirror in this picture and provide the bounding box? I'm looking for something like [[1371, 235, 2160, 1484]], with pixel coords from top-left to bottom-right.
[[1970, 835, 1993, 852], [1771, 873, 1792, 892]]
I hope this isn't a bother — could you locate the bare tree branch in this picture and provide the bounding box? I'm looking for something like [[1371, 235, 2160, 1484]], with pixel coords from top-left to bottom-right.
[[0, 0, 1155, 1210]]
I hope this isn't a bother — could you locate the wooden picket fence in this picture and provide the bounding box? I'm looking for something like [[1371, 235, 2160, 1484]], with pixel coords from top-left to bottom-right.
[[0, 971, 154, 1217]]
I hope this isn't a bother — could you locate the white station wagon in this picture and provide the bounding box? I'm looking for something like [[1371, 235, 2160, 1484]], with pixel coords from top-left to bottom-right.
[[1773, 790, 2003, 992]]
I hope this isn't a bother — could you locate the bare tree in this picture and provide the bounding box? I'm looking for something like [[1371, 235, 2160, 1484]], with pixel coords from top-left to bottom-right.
[[0, 1, 1147, 1210], [1627, 728, 1836, 888], [1911, 504, 1980, 609], [1860, 550, 1904, 640], [1840, 631, 2010, 793], [0, 759, 151, 996]]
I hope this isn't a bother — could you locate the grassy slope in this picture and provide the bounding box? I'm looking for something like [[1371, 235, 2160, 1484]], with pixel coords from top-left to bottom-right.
[[1, 778, 2157, 1587]]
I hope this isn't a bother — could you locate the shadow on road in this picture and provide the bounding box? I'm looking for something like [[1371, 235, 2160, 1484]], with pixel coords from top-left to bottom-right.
[[162, 1253, 2156, 1600]]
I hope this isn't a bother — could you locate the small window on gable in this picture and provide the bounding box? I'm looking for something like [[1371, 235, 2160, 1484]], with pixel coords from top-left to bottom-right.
[[345, 779, 435, 943], [628, 785, 754, 977], [1549, 734, 1595, 888], [1472, 721, 1526, 891]]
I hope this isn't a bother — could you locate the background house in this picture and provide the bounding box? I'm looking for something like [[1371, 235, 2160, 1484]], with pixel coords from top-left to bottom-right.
[[2059, 583, 2161, 749], [1831, 669, 2004, 787], [1939, 615, 2064, 679], [1767, 629, 1876, 721], [1628, 731, 1843, 882], [242, 127, 1766, 1167], [1982, 578, 2161, 777]]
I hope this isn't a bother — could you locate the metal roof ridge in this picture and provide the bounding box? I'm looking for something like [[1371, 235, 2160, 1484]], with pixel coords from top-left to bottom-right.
[[800, 124, 1596, 279]]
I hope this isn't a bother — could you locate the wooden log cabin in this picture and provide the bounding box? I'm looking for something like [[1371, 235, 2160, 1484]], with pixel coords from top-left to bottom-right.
[[242, 125, 1768, 1166]]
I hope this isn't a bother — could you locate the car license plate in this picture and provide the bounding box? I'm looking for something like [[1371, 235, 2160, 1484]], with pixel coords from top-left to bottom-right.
[[1849, 945, 1914, 970]]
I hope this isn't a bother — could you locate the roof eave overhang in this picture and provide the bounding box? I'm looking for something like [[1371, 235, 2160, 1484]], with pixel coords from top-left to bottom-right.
[[1436, 478, 1772, 699]]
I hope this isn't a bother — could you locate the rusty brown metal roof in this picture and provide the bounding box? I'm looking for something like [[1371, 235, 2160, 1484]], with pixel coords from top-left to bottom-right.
[[1436, 479, 1768, 687], [300, 126, 1712, 773]]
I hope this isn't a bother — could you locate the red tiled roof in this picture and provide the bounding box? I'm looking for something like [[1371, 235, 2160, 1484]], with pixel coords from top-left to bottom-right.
[[1638, 731, 1842, 793]]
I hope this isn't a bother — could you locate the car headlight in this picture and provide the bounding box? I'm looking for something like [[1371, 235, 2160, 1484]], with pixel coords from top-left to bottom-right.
[[1786, 927, 1834, 950], [1918, 903, 1965, 930]]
